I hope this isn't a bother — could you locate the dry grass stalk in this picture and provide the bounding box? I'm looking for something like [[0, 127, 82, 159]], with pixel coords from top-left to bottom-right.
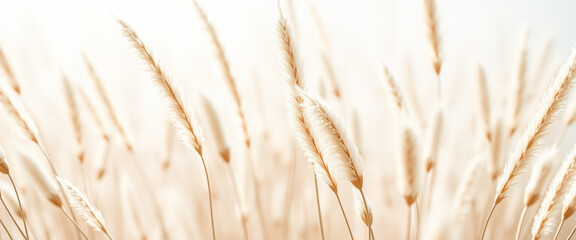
[[117, 18, 216, 240], [0, 85, 38, 143], [57, 177, 112, 239], [193, 0, 250, 148], [200, 94, 229, 163], [453, 155, 484, 222], [424, 107, 443, 172], [0, 147, 29, 239], [382, 65, 406, 114], [399, 125, 421, 206], [62, 75, 85, 164], [514, 149, 555, 240], [319, 52, 341, 98], [81, 53, 132, 152], [509, 31, 529, 136], [298, 90, 374, 238], [532, 146, 576, 240], [476, 64, 491, 140], [0, 45, 20, 94], [482, 45, 576, 239]]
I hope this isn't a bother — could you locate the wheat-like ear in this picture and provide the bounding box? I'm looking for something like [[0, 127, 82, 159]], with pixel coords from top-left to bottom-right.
[[81, 52, 132, 151], [62, 74, 85, 163], [117, 19, 203, 156], [199, 94, 229, 163], [423, 0, 441, 75], [476, 63, 491, 140], [382, 65, 406, 114], [193, 0, 250, 148], [453, 155, 484, 222], [18, 149, 61, 207], [0, 45, 20, 94], [524, 149, 555, 207], [57, 176, 111, 238], [299, 90, 364, 189], [509, 30, 529, 136], [398, 123, 422, 205], [0, 85, 38, 143], [532, 146, 576, 240], [424, 106, 443, 172], [495, 45, 576, 205], [482, 45, 576, 240]]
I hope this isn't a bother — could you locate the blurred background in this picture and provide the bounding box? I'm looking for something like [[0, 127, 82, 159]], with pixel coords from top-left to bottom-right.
[[0, 0, 575, 239]]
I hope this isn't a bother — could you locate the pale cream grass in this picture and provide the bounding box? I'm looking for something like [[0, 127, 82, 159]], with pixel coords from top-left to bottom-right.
[[0, 85, 38, 143], [81, 53, 132, 152], [57, 177, 112, 240], [483, 45, 576, 240], [193, 0, 250, 148], [488, 118, 504, 180], [382, 65, 406, 113], [117, 19, 203, 155], [509, 31, 529, 136], [0, 45, 20, 94], [200, 94, 229, 163], [18, 149, 61, 207], [62, 75, 85, 163], [299, 91, 364, 189], [424, 107, 443, 172], [453, 155, 484, 221], [532, 146, 576, 240], [423, 0, 441, 75], [399, 124, 421, 205], [525, 149, 556, 207], [319, 52, 341, 98], [476, 64, 491, 140]]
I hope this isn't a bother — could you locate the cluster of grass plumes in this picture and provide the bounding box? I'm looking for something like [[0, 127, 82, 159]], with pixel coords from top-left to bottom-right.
[[0, 0, 574, 239]]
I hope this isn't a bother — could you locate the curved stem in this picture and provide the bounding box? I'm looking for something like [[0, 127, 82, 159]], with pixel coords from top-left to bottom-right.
[[245, 147, 268, 240], [199, 154, 216, 240], [8, 174, 29, 239], [61, 208, 91, 240], [568, 224, 576, 240], [358, 189, 373, 240], [334, 194, 355, 240], [227, 165, 249, 240], [0, 196, 26, 239], [481, 202, 497, 240], [553, 218, 565, 240], [515, 206, 528, 240], [313, 175, 325, 240], [0, 217, 14, 240]]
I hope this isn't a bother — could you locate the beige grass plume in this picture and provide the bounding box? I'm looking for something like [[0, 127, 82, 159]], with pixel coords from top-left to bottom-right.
[[482, 44, 576, 239], [298, 90, 374, 237], [57, 176, 112, 239], [0, 45, 20, 94], [399, 124, 422, 205], [0, 85, 38, 143], [200, 94, 229, 162], [532, 146, 576, 240], [117, 18, 215, 240], [514, 148, 555, 240], [525, 149, 555, 207], [300, 91, 364, 189], [62, 74, 85, 163], [509, 31, 529, 136], [423, 0, 441, 76], [81, 53, 132, 152], [476, 63, 491, 140], [382, 65, 406, 114], [193, 0, 250, 148], [424, 106, 443, 172], [18, 149, 61, 207], [117, 19, 203, 155]]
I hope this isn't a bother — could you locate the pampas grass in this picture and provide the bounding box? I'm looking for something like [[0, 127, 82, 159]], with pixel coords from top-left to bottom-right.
[[482, 44, 576, 240], [0, 1, 575, 240], [117, 19, 215, 240]]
